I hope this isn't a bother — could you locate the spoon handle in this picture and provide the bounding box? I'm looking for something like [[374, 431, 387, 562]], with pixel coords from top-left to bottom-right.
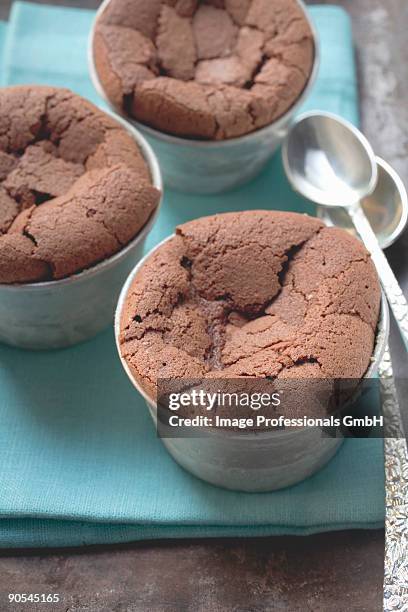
[[379, 345, 408, 610], [348, 203, 408, 351]]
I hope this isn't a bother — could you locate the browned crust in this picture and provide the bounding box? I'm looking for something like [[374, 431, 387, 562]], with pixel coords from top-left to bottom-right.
[[119, 211, 381, 397], [0, 86, 161, 284], [93, 0, 315, 140]]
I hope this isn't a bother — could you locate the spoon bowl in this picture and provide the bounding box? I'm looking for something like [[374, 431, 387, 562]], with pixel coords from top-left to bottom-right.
[[317, 156, 408, 248], [282, 111, 378, 207], [283, 110, 408, 358]]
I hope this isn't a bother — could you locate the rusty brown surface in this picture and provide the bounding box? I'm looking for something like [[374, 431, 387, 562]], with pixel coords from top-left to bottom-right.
[[0, 531, 384, 611]]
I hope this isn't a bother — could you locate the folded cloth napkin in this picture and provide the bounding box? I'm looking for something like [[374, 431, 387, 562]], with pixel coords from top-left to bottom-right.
[[0, 2, 384, 548], [0, 21, 6, 60]]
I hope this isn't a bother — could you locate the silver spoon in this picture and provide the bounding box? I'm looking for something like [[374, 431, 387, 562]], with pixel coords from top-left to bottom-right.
[[282, 111, 408, 351], [317, 156, 408, 249], [283, 112, 408, 611]]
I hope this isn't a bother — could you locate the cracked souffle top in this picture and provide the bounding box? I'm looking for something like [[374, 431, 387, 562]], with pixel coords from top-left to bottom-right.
[[119, 211, 382, 397], [93, 0, 315, 140], [0, 86, 161, 284]]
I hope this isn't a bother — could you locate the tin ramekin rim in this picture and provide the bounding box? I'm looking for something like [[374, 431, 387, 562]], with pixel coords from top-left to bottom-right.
[[0, 109, 163, 293], [88, 0, 320, 149], [114, 232, 390, 436]]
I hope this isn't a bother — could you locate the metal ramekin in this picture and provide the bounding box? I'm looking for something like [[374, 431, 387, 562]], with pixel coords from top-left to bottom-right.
[[88, 0, 320, 194], [115, 236, 389, 493], [0, 113, 163, 350]]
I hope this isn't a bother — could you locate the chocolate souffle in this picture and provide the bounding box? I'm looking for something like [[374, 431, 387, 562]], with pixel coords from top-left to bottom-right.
[[93, 0, 315, 140], [0, 86, 160, 284], [119, 211, 381, 398]]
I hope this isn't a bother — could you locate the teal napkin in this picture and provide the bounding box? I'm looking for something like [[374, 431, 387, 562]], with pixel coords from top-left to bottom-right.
[[0, 2, 384, 548], [0, 21, 6, 61]]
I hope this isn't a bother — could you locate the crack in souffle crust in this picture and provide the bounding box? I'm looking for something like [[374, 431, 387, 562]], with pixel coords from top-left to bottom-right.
[[0, 86, 161, 284], [93, 0, 315, 140], [119, 211, 382, 398]]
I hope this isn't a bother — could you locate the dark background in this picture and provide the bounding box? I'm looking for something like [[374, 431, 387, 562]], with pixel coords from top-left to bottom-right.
[[0, 0, 407, 610]]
